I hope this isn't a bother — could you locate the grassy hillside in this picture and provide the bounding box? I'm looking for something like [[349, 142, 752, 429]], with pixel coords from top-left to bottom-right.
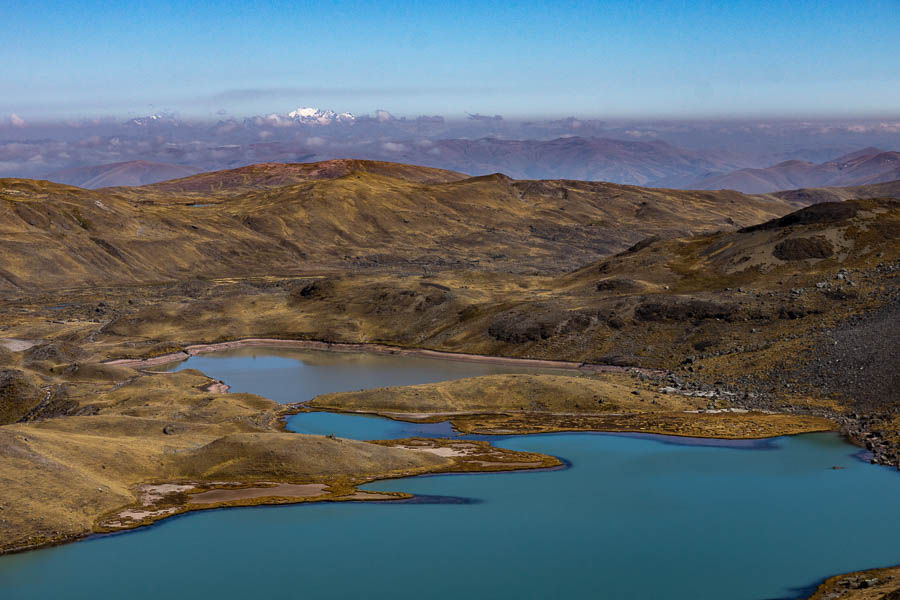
[[138, 159, 469, 193], [306, 372, 834, 437], [0, 160, 793, 290], [0, 366, 557, 554]]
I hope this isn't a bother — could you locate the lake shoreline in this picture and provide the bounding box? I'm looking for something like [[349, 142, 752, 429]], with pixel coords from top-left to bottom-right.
[[104, 337, 662, 375], [0, 432, 561, 557], [18, 345, 897, 599], [289, 405, 838, 440]]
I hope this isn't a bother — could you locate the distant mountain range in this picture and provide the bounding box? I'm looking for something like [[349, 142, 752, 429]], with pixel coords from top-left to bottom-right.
[[688, 148, 900, 193], [37, 140, 900, 194], [37, 136, 750, 189], [45, 160, 201, 188], [362, 136, 747, 187], [286, 107, 356, 125]]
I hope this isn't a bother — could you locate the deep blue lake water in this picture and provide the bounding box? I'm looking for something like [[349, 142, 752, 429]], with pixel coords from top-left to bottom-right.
[[2, 348, 898, 600]]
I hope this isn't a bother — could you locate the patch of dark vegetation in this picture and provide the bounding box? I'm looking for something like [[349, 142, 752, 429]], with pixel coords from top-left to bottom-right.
[[18, 385, 77, 423], [487, 306, 616, 343], [557, 312, 594, 335], [692, 339, 717, 351], [698, 238, 730, 258], [277, 238, 308, 258], [488, 311, 557, 343], [24, 342, 86, 367], [0, 369, 41, 425], [365, 286, 452, 314], [624, 235, 661, 254], [241, 279, 288, 291], [634, 299, 739, 322], [596, 278, 641, 292], [824, 288, 858, 301], [165, 280, 212, 299], [288, 278, 333, 302], [740, 201, 858, 233], [89, 237, 125, 261], [591, 355, 643, 367], [70, 208, 92, 230], [420, 281, 451, 292], [606, 314, 626, 329], [456, 305, 480, 322], [512, 180, 569, 200], [772, 188, 844, 206], [12, 203, 50, 229], [778, 307, 807, 320], [870, 218, 900, 239], [773, 236, 834, 261], [241, 215, 273, 234]]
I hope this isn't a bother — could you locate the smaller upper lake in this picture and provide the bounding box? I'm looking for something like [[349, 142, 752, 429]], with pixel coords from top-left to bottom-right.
[[157, 346, 548, 404]]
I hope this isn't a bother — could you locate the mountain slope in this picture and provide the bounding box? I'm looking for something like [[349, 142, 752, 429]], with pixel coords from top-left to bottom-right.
[[0, 161, 792, 290], [766, 178, 900, 206], [141, 159, 469, 194], [46, 160, 201, 189], [689, 149, 900, 193]]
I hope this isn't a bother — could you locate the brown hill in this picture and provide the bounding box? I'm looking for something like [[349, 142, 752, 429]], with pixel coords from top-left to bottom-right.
[[690, 149, 900, 193], [767, 178, 900, 206], [46, 160, 201, 189], [142, 159, 469, 194], [0, 161, 793, 290]]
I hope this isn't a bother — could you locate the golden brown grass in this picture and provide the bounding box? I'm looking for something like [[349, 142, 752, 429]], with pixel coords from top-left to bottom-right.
[[0, 161, 792, 291], [306, 373, 835, 438], [807, 564, 900, 599], [0, 367, 557, 555]]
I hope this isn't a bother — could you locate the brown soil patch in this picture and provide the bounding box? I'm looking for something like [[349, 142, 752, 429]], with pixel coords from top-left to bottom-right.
[[188, 483, 326, 504]]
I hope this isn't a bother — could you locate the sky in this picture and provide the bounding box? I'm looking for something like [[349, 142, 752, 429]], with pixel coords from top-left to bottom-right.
[[3, 0, 899, 121]]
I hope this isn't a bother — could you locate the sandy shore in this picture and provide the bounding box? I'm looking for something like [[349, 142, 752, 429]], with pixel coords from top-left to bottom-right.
[[105, 337, 658, 374]]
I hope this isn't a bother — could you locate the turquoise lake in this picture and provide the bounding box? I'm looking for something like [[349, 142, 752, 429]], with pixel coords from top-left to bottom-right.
[[2, 348, 898, 600]]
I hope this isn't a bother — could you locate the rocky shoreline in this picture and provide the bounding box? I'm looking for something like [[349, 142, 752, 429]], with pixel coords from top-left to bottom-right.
[[638, 370, 900, 471]]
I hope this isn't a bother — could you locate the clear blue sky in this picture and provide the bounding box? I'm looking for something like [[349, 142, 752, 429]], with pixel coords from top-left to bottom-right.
[[3, 0, 899, 120]]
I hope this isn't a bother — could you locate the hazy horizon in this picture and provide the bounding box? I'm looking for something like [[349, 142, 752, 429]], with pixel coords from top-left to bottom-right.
[[3, 1, 899, 189]]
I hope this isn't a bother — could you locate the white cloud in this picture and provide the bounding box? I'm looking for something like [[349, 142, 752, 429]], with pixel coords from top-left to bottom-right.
[[305, 136, 327, 147], [381, 142, 406, 152], [9, 114, 25, 127]]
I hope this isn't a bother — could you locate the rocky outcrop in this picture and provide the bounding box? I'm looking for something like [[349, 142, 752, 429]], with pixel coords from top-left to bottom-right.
[[773, 236, 834, 260]]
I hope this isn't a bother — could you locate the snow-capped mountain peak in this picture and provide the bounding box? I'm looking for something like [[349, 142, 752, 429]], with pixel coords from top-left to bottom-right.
[[125, 114, 180, 127], [287, 107, 355, 125]]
